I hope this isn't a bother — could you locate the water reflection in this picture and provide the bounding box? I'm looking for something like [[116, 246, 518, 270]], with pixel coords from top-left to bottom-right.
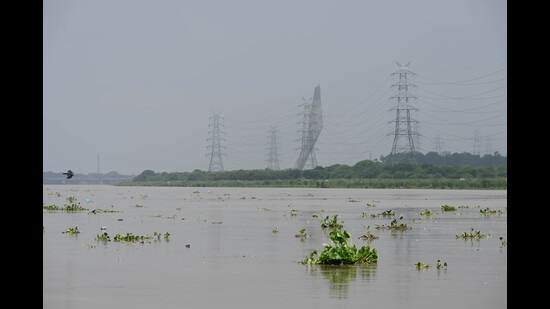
[[305, 264, 377, 299]]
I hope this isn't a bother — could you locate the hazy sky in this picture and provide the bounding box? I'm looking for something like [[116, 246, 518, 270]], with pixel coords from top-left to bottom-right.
[[43, 0, 507, 175]]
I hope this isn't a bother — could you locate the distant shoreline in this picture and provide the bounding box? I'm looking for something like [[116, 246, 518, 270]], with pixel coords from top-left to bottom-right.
[[115, 178, 506, 190]]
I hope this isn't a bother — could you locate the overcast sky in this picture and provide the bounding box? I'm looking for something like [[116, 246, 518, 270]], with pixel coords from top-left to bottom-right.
[[43, 0, 507, 175]]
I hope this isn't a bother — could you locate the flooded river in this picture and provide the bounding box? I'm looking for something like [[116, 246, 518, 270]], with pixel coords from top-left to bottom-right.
[[43, 185, 507, 309]]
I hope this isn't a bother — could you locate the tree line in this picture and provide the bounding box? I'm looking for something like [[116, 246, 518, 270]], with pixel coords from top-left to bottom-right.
[[131, 151, 506, 183]]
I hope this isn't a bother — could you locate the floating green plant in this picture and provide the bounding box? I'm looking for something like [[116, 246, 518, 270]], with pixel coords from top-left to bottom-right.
[[62, 226, 80, 234], [358, 225, 379, 241], [419, 209, 435, 216], [364, 210, 396, 218], [414, 262, 431, 270], [441, 205, 456, 212], [96, 232, 111, 241], [63, 196, 88, 211], [375, 216, 410, 231], [479, 207, 502, 215], [153, 232, 170, 240], [320, 214, 344, 229], [113, 232, 151, 242], [302, 228, 378, 265], [272, 228, 279, 233], [95, 231, 170, 243], [456, 227, 491, 239], [295, 228, 308, 239], [43, 204, 62, 211], [415, 259, 447, 270]]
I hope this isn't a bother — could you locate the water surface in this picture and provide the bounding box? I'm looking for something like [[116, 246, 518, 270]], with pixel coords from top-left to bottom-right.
[[43, 185, 507, 309]]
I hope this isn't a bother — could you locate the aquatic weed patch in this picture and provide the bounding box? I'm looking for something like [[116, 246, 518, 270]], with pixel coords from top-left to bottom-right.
[[302, 228, 378, 265], [43, 196, 88, 212], [62, 226, 80, 235], [320, 214, 344, 229], [441, 205, 457, 212], [456, 227, 491, 240], [295, 228, 309, 240], [415, 259, 447, 270], [479, 207, 503, 215], [96, 232, 170, 243], [375, 216, 410, 231], [358, 225, 378, 241], [419, 209, 436, 217], [362, 209, 395, 219]]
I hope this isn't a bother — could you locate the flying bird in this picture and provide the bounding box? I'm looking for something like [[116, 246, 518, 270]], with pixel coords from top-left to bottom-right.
[[63, 170, 74, 179]]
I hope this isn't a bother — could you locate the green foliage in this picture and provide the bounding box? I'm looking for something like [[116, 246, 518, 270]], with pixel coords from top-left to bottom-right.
[[295, 228, 308, 239], [302, 228, 378, 265], [375, 216, 410, 231], [456, 227, 491, 240], [419, 209, 435, 216], [96, 232, 110, 241], [43, 204, 62, 211], [415, 259, 448, 270], [358, 225, 378, 241], [62, 226, 80, 234], [95, 232, 170, 242], [479, 207, 502, 215], [320, 214, 344, 229], [43, 197, 88, 212], [63, 196, 88, 211], [122, 152, 506, 189], [441, 205, 456, 212]]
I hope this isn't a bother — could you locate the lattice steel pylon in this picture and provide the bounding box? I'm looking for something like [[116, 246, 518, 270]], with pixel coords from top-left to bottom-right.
[[388, 62, 419, 163], [433, 135, 444, 155], [266, 125, 280, 170], [206, 112, 225, 172], [295, 85, 322, 170], [473, 129, 481, 156]]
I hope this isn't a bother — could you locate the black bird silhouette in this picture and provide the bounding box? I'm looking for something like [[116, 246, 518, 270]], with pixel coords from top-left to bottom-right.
[[63, 170, 74, 179]]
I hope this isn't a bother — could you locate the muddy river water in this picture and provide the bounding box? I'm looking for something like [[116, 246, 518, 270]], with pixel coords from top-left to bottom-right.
[[43, 185, 507, 309]]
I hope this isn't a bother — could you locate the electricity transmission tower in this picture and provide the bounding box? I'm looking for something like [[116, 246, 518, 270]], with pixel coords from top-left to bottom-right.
[[473, 129, 481, 156], [484, 137, 492, 156], [433, 135, 444, 155], [266, 125, 280, 170], [206, 112, 225, 172], [295, 85, 322, 170], [388, 62, 419, 163]]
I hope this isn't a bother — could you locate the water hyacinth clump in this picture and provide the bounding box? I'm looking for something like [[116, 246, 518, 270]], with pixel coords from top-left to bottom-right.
[[302, 228, 378, 265]]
